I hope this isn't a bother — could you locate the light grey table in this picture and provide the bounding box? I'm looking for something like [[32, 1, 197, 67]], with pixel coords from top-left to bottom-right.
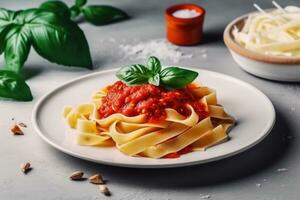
[[0, 0, 299, 199]]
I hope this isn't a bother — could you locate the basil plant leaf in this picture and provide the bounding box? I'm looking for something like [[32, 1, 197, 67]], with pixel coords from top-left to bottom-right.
[[70, 5, 81, 19], [4, 26, 31, 73], [116, 64, 151, 85], [147, 56, 161, 75], [148, 73, 160, 86], [0, 8, 15, 28], [13, 9, 41, 24], [25, 10, 92, 69], [39, 1, 71, 18], [0, 8, 14, 19], [0, 8, 15, 54], [0, 25, 12, 55], [160, 67, 198, 89], [75, 0, 87, 8], [82, 5, 128, 25], [0, 70, 33, 101]]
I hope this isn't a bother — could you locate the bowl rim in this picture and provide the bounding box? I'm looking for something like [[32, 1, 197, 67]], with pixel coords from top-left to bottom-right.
[[223, 11, 300, 65]]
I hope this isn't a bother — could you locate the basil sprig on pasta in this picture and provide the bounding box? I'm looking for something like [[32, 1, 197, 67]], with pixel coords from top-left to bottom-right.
[[116, 56, 198, 89]]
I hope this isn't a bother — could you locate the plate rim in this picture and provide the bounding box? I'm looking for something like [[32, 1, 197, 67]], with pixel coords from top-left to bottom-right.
[[31, 68, 276, 168]]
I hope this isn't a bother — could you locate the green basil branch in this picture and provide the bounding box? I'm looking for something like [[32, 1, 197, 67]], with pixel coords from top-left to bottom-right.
[[0, 8, 93, 70], [40, 0, 128, 25], [116, 56, 199, 89], [0, 8, 92, 101], [0, 0, 128, 101]]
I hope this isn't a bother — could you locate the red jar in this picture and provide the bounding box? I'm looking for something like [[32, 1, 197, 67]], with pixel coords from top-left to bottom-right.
[[165, 4, 205, 46]]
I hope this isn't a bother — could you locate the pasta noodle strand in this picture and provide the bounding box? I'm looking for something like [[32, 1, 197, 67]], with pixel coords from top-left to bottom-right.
[[63, 84, 235, 158]]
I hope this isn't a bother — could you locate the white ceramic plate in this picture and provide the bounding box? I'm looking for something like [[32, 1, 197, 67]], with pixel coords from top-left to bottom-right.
[[32, 68, 275, 168]]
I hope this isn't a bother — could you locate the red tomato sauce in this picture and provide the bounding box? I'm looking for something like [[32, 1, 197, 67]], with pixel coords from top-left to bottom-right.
[[98, 81, 209, 123], [163, 146, 194, 159]]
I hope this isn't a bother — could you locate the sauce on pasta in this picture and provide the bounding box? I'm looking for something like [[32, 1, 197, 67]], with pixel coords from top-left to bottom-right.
[[98, 81, 209, 123], [163, 146, 194, 158], [64, 60, 236, 159]]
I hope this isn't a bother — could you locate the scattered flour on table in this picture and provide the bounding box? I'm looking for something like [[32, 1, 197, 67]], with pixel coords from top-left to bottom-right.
[[200, 194, 211, 199], [108, 37, 116, 42], [277, 168, 288, 172], [290, 106, 296, 111], [119, 39, 206, 63], [256, 183, 262, 188]]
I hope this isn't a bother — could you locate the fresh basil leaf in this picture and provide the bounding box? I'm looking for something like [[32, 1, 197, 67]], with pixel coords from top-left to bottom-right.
[[148, 73, 160, 86], [39, 1, 71, 18], [147, 56, 161, 75], [75, 0, 87, 8], [4, 26, 31, 73], [0, 24, 13, 55], [70, 5, 81, 19], [0, 70, 32, 101], [160, 67, 198, 89], [26, 10, 92, 69], [0, 8, 15, 54], [82, 5, 128, 25], [0, 8, 15, 28], [116, 64, 151, 85], [14, 9, 42, 24]]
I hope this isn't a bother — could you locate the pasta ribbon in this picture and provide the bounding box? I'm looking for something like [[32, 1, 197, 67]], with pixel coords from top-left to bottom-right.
[[166, 105, 199, 127], [63, 84, 235, 158]]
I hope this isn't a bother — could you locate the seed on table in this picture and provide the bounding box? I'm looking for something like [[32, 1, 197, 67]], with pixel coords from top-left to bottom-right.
[[69, 171, 84, 180], [88, 174, 104, 184], [99, 185, 110, 196], [11, 124, 23, 135], [20, 162, 31, 174]]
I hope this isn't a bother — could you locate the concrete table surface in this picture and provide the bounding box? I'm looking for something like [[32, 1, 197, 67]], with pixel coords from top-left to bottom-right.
[[0, 0, 299, 199]]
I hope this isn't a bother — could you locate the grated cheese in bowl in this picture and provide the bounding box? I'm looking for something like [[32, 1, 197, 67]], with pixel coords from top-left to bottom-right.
[[232, 3, 300, 57]]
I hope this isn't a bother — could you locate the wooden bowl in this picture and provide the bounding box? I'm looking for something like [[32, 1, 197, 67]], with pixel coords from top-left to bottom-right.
[[224, 12, 300, 82]]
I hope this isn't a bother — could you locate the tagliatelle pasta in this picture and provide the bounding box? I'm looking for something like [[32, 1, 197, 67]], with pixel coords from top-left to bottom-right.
[[63, 81, 235, 159]]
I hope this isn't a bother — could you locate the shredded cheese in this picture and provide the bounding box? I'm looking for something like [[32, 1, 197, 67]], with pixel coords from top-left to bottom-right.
[[233, 5, 300, 57]]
